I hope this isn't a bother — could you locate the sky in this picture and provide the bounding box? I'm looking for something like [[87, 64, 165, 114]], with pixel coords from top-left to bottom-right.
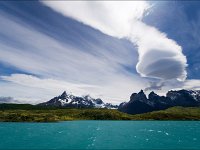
[[0, 1, 200, 104]]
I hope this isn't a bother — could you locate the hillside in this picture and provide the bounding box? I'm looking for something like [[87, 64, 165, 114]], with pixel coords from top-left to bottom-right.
[[0, 104, 200, 122], [0, 108, 131, 122], [133, 106, 200, 120]]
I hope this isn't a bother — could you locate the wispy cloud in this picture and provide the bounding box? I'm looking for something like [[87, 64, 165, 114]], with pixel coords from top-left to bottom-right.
[[180, 80, 200, 90], [0, 13, 137, 82], [0, 74, 146, 104], [0, 1, 193, 104], [0, 7, 145, 104], [42, 1, 187, 88], [42, 1, 150, 38]]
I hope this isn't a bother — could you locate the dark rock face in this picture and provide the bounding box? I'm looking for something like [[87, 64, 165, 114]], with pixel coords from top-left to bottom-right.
[[92, 98, 103, 104], [38, 91, 118, 109], [118, 90, 153, 114], [118, 100, 154, 114], [118, 89, 200, 114], [166, 90, 200, 106], [148, 91, 172, 110], [130, 90, 148, 103]]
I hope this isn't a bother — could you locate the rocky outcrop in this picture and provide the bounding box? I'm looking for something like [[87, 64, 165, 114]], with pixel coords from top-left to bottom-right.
[[118, 90, 154, 114], [118, 89, 200, 114]]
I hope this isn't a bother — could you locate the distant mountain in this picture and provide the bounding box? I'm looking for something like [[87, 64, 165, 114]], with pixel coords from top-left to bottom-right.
[[118, 89, 200, 114], [38, 91, 118, 109]]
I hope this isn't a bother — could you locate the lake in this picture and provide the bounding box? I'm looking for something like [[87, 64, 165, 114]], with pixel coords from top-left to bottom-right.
[[0, 121, 200, 149]]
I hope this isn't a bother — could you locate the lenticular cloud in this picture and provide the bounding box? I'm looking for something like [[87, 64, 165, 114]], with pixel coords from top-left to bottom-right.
[[42, 1, 187, 81], [130, 22, 187, 81]]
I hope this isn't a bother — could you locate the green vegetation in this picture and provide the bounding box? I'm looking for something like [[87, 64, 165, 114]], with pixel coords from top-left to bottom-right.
[[0, 103, 56, 110], [133, 106, 200, 120], [0, 104, 200, 122], [0, 108, 131, 122]]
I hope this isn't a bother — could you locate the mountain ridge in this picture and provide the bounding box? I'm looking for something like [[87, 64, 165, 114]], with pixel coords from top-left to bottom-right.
[[38, 91, 118, 109], [38, 89, 200, 114], [118, 89, 200, 114]]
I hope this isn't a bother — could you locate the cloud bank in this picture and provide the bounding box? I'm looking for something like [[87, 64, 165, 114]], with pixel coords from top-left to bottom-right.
[[0, 1, 190, 104], [0, 74, 145, 104], [0, 11, 146, 103], [42, 1, 187, 82]]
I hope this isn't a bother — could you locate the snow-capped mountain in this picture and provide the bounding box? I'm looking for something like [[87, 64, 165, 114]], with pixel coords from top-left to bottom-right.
[[118, 89, 200, 114], [38, 91, 118, 109]]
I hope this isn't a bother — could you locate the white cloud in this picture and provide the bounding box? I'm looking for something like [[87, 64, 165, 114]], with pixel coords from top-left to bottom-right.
[[131, 22, 187, 81], [147, 79, 200, 96], [0, 74, 146, 104], [0, 1, 189, 104], [42, 1, 150, 38], [0, 14, 137, 83], [1, 74, 95, 93], [42, 1, 187, 84], [0, 12, 147, 104], [0, 8, 149, 104], [180, 79, 200, 90]]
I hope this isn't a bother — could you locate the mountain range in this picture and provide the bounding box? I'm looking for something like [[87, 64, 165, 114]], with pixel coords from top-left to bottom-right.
[[118, 89, 200, 114], [38, 89, 200, 115], [39, 91, 118, 109]]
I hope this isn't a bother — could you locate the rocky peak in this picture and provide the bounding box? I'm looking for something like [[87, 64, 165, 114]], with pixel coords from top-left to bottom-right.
[[60, 91, 68, 99], [93, 98, 104, 104], [119, 89, 200, 115], [130, 93, 137, 101], [166, 89, 200, 106], [38, 91, 118, 109], [130, 90, 147, 103], [139, 89, 144, 94], [148, 91, 159, 99], [83, 95, 93, 101], [166, 90, 190, 100]]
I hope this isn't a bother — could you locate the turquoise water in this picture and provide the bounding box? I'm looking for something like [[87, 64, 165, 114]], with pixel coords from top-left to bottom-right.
[[0, 121, 200, 149]]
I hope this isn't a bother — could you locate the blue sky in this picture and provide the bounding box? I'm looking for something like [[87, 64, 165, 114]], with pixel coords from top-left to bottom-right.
[[0, 1, 200, 104]]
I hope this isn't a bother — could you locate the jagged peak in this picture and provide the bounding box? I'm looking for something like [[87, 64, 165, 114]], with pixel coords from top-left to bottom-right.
[[130, 90, 147, 102], [61, 91, 67, 96], [149, 91, 155, 94], [130, 93, 137, 101], [139, 89, 144, 94], [148, 91, 160, 100], [59, 91, 69, 99], [39, 91, 118, 109], [138, 90, 147, 98], [138, 90, 147, 97], [93, 98, 104, 104], [149, 91, 157, 96]]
